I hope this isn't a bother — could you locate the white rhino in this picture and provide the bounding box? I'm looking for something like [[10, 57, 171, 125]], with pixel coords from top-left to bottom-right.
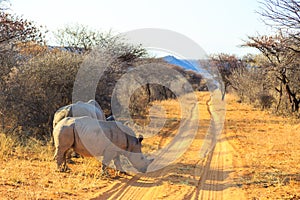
[[52, 100, 106, 163], [53, 99, 106, 129], [53, 116, 153, 173]]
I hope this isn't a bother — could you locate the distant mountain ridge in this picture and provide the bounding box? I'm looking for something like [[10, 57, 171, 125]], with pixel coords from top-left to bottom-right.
[[163, 55, 199, 71], [162, 55, 213, 79]]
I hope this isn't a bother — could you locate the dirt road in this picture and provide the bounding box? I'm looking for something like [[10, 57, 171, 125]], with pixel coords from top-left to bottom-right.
[[192, 135, 246, 200], [90, 134, 246, 199], [89, 93, 300, 200], [2, 92, 299, 199], [91, 93, 247, 200]]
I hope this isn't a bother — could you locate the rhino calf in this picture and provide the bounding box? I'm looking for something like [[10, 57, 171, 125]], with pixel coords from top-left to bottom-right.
[[53, 116, 153, 173]]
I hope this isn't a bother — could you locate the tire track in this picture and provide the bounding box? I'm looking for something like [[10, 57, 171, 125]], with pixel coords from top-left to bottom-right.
[[193, 135, 247, 200], [93, 101, 199, 200], [99, 170, 165, 200], [93, 92, 246, 199]]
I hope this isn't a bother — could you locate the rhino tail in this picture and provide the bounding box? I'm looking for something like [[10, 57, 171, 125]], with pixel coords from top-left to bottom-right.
[[72, 123, 77, 148]]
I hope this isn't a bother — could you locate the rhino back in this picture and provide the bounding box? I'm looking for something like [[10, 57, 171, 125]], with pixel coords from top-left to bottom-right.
[[87, 100, 106, 120], [99, 121, 140, 153], [72, 102, 105, 120], [72, 117, 139, 158], [73, 117, 124, 157]]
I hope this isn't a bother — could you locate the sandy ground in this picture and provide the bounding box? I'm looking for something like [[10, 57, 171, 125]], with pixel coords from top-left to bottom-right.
[[89, 135, 244, 200], [0, 92, 300, 199]]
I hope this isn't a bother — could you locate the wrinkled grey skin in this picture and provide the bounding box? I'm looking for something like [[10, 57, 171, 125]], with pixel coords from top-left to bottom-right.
[[53, 100, 106, 129], [52, 100, 106, 164], [53, 116, 153, 173]]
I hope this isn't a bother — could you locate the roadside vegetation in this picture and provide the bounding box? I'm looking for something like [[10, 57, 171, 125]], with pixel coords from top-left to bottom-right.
[[0, 93, 299, 199], [211, 0, 300, 118], [0, 0, 300, 199]]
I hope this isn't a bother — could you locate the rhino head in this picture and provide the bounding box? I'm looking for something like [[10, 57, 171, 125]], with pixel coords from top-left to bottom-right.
[[127, 135, 154, 173]]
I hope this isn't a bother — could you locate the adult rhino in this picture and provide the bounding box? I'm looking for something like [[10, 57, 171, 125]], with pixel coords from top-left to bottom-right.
[[52, 100, 106, 163], [53, 99, 105, 129], [53, 116, 153, 173]]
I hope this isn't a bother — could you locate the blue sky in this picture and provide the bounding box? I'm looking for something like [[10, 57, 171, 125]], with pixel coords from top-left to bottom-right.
[[9, 0, 271, 57]]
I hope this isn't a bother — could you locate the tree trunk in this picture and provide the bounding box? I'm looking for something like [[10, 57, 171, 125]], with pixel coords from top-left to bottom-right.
[[0, 111, 4, 132], [275, 82, 283, 112], [281, 69, 300, 112]]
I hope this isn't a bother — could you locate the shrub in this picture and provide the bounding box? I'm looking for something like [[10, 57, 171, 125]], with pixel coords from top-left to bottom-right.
[[258, 92, 275, 110], [1, 47, 204, 140], [2, 50, 83, 138]]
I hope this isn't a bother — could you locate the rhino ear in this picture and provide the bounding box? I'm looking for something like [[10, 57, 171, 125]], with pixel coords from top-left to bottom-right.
[[138, 135, 143, 143]]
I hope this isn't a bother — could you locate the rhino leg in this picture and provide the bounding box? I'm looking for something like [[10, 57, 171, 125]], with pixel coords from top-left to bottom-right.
[[54, 147, 70, 172], [113, 155, 123, 171], [54, 135, 74, 171], [66, 149, 80, 164], [101, 149, 118, 175], [113, 154, 128, 176]]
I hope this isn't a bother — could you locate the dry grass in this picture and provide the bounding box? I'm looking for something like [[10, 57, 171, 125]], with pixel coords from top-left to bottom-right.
[[0, 133, 17, 159], [0, 92, 300, 199], [0, 133, 118, 199], [224, 94, 300, 199]]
